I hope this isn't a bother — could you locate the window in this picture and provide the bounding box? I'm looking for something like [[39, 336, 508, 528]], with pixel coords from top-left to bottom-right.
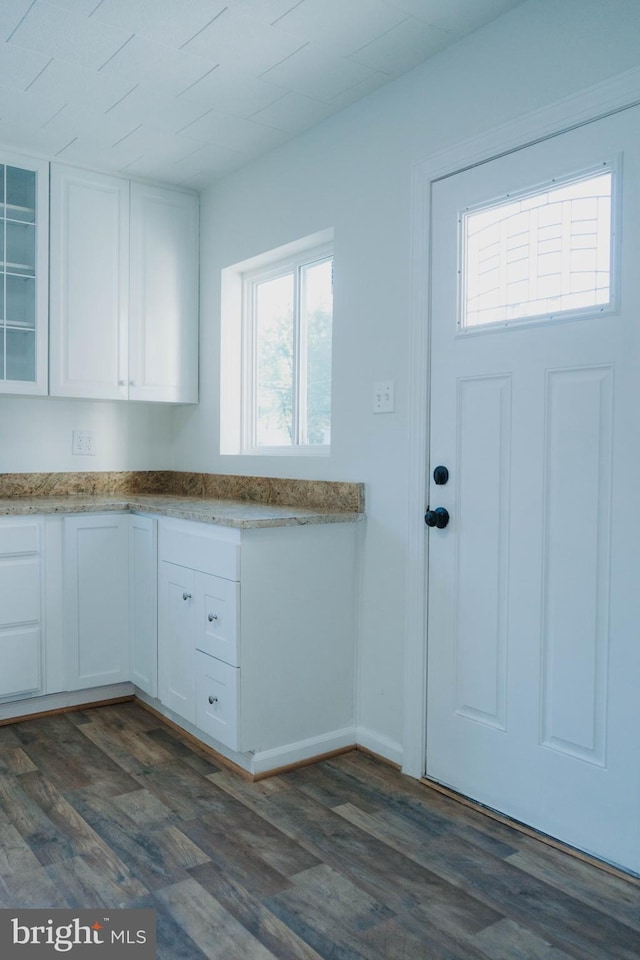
[[461, 166, 615, 330], [221, 232, 333, 456]]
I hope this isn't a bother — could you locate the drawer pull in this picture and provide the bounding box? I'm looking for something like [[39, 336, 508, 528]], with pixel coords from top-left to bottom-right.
[[208, 695, 218, 705], [182, 591, 192, 601], [208, 613, 218, 622]]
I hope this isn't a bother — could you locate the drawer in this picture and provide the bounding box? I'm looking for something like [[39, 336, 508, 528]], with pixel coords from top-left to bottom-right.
[[0, 626, 41, 698], [0, 557, 40, 627], [196, 572, 239, 666], [0, 521, 41, 558], [195, 651, 239, 751], [159, 520, 239, 581]]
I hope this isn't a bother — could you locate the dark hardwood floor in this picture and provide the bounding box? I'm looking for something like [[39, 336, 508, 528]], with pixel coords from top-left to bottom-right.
[[0, 701, 639, 959]]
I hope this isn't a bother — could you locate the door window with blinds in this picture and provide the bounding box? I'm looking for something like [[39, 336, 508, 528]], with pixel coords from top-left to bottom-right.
[[459, 164, 616, 331]]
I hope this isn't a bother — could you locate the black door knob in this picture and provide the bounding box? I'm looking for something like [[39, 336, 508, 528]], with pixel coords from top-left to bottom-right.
[[425, 507, 450, 529]]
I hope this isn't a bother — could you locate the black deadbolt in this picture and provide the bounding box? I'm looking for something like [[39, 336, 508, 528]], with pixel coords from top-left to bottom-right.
[[433, 465, 449, 485]]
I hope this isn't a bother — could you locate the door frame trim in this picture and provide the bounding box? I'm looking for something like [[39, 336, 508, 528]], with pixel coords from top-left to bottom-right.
[[403, 64, 640, 779]]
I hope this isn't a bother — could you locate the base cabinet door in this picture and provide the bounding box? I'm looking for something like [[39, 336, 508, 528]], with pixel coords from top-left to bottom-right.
[[0, 628, 41, 699], [129, 515, 158, 697], [63, 514, 129, 690], [0, 519, 43, 700], [158, 561, 196, 723]]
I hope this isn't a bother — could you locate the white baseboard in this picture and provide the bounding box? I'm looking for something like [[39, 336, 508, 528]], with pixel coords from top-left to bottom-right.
[[136, 689, 356, 777], [0, 686, 404, 781], [133, 688, 255, 775], [0, 683, 135, 722], [355, 726, 403, 767], [251, 726, 356, 776]]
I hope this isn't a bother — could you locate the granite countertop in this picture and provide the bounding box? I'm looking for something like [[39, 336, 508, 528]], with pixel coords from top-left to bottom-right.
[[0, 492, 364, 528]]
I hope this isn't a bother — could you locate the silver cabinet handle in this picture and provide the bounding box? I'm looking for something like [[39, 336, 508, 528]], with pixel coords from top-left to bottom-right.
[[208, 695, 218, 704], [182, 592, 192, 601], [208, 613, 218, 622], [129, 379, 137, 386], [118, 379, 127, 386]]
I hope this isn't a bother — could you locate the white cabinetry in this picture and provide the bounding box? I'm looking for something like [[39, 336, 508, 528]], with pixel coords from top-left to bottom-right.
[[49, 166, 128, 400], [0, 519, 43, 700], [158, 518, 357, 757], [2, 506, 358, 774], [196, 649, 240, 749], [158, 562, 196, 723], [129, 514, 158, 697], [50, 164, 198, 403], [63, 514, 130, 690], [0, 152, 49, 396], [129, 183, 199, 403]]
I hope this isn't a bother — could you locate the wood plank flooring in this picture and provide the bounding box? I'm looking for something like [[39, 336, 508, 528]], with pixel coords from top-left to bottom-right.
[[0, 701, 639, 960]]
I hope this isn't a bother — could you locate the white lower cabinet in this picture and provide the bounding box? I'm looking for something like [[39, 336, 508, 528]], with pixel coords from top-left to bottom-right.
[[64, 512, 159, 694], [129, 514, 158, 697], [158, 517, 357, 756], [63, 514, 130, 690], [197, 571, 239, 666], [4, 508, 357, 771], [195, 650, 240, 749], [0, 519, 43, 700], [158, 561, 196, 723], [158, 562, 241, 747]]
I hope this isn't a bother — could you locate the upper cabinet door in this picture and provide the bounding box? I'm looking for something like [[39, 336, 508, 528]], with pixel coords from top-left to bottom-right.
[[0, 152, 49, 396], [129, 183, 199, 403], [50, 165, 129, 400]]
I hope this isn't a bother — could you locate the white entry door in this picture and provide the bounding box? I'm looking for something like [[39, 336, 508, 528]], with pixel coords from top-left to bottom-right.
[[426, 106, 640, 874]]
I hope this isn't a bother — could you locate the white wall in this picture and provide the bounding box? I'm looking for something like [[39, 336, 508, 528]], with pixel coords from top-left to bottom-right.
[[170, 0, 640, 764], [0, 397, 175, 473]]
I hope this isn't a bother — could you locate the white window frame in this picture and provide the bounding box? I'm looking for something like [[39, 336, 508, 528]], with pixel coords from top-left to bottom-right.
[[456, 159, 620, 336], [240, 242, 333, 456]]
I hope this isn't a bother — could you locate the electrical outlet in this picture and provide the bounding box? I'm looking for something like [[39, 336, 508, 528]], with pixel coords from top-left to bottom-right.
[[372, 380, 395, 414], [72, 430, 97, 456]]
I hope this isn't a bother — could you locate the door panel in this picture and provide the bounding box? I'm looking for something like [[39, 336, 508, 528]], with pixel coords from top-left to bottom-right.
[[129, 183, 199, 403], [540, 365, 613, 765], [64, 515, 130, 690], [50, 165, 129, 400], [454, 374, 511, 731], [426, 106, 640, 874], [158, 561, 196, 723], [129, 515, 158, 697]]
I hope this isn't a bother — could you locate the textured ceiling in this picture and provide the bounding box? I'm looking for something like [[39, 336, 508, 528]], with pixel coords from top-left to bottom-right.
[[0, 0, 524, 188]]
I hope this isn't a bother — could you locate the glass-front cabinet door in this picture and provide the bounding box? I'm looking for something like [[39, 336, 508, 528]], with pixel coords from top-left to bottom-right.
[[0, 153, 48, 395]]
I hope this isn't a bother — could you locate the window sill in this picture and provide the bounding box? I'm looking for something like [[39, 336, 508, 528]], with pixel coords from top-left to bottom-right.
[[223, 445, 331, 458]]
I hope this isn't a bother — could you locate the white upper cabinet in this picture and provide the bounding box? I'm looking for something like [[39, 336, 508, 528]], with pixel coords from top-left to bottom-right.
[[129, 183, 199, 403], [49, 164, 199, 403], [0, 152, 49, 396], [50, 165, 129, 400]]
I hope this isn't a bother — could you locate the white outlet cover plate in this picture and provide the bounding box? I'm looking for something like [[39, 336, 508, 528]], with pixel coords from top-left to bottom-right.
[[72, 430, 97, 455], [373, 380, 395, 413]]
